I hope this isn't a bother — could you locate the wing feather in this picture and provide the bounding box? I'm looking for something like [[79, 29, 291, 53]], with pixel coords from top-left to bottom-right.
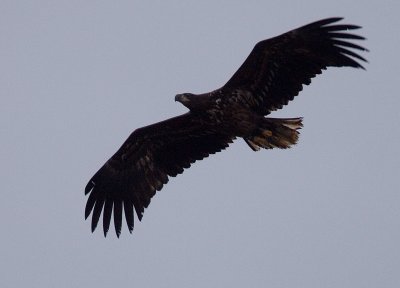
[[113, 200, 123, 237], [124, 200, 134, 233], [85, 113, 234, 237], [102, 199, 113, 236], [91, 197, 104, 233], [84, 187, 97, 219], [222, 17, 368, 114]]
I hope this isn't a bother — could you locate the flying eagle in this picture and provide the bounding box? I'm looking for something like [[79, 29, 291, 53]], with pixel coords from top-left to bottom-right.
[[85, 17, 367, 237]]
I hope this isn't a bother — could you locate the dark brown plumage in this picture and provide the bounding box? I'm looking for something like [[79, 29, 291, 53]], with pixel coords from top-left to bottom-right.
[[85, 17, 367, 237]]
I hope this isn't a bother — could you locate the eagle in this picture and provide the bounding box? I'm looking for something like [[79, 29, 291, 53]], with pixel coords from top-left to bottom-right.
[[85, 17, 367, 237]]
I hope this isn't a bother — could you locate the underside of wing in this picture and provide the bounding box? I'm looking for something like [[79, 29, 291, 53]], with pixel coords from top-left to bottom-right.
[[84, 113, 234, 237], [222, 17, 368, 115]]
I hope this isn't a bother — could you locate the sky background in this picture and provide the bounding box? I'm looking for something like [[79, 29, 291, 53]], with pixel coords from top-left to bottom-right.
[[1, 1, 399, 287]]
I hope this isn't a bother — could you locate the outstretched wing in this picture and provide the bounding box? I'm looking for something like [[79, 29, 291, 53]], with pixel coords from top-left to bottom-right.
[[85, 113, 234, 237], [222, 17, 368, 115]]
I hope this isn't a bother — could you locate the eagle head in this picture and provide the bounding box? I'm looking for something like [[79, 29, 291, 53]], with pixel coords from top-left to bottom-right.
[[175, 92, 212, 111], [175, 93, 195, 109]]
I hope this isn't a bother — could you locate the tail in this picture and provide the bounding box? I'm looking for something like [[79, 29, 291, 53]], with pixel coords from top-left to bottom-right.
[[244, 117, 303, 151]]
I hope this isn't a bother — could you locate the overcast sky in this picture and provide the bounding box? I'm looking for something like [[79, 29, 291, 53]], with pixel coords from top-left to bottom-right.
[[1, 1, 399, 287]]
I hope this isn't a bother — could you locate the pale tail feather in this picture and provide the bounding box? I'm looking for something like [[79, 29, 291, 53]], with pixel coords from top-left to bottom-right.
[[245, 117, 303, 151]]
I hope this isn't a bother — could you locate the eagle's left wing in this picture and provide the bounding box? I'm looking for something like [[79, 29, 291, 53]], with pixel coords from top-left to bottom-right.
[[85, 113, 234, 237]]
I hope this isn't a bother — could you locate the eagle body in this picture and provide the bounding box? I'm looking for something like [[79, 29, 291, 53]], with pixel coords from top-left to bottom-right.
[[176, 91, 302, 149], [85, 18, 367, 237]]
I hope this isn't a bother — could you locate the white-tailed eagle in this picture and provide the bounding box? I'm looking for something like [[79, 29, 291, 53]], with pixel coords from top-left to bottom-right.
[[85, 17, 367, 237]]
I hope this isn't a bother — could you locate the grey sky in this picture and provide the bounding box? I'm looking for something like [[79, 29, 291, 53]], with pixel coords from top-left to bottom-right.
[[1, 1, 399, 287]]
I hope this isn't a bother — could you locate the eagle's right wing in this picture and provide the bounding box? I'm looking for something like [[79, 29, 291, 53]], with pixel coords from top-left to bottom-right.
[[85, 113, 234, 237], [222, 17, 368, 115]]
